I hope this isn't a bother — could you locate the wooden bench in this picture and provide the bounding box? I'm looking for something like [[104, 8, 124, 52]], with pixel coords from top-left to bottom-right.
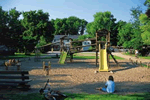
[[0, 71, 32, 90]]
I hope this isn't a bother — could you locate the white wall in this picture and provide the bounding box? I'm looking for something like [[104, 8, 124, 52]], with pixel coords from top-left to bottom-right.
[[82, 41, 91, 50]]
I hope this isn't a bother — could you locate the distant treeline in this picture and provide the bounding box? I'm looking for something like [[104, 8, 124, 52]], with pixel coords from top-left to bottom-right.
[[0, 0, 150, 55]]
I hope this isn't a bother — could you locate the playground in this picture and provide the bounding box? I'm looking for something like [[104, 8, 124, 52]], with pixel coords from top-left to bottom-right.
[[0, 29, 150, 100], [0, 53, 150, 96]]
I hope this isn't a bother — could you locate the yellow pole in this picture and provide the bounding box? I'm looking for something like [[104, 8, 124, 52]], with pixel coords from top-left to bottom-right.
[[51, 47, 53, 53]]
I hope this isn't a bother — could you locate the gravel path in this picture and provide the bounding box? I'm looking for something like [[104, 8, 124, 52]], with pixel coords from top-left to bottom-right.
[[112, 52, 150, 65]]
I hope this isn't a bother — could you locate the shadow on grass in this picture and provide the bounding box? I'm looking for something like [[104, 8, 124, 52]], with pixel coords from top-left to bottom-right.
[[1, 81, 150, 100]]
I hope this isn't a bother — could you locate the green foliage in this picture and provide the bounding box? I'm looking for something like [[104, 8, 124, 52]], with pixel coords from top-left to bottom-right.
[[129, 6, 143, 50], [21, 9, 54, 53], [88, 46, 93, 50], [117, 22, 133, 48], [0, 6, 10, 45], [36, 36, 47, 47], [72, 38, 82, 47], [53, 16, 88, 35], [139, 14, 150, 45], [78, 34, 94, 40], [118, 6, 143, 50], [86, 11, 118, 45], [144, 0, 150, 8]]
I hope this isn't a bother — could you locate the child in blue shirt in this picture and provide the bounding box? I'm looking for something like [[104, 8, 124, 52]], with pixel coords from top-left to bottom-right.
[[96, 75, 115, 93]]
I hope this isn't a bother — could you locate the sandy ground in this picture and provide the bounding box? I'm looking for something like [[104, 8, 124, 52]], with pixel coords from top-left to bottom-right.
[[0, 54, 150, 96]]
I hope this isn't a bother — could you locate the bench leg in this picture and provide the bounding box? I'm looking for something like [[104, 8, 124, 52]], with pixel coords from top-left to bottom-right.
[[46, 69, 50, 75], [17, 65, 20, 70], [18, 84, 30, 90], [5, 66, 8, 70]]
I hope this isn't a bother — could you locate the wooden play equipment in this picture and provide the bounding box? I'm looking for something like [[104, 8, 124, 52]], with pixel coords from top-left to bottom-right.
[[4, 59, 20, 70], [43, 61, 51, 75], [35, 29, 119, 71]]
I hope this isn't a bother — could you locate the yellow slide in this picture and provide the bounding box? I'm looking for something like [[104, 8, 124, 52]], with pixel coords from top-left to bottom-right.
[[99, 44, 109, 72]]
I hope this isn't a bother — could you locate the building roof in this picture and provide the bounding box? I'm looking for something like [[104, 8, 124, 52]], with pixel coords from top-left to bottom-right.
[[54, 35, 80, 40]]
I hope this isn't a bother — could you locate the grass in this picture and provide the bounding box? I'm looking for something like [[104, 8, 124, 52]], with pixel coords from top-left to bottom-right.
[[3, 92, 150, 100], [43, 55, 124, 60], [73, 55, 124, 60], [0, 53, 47, 60]]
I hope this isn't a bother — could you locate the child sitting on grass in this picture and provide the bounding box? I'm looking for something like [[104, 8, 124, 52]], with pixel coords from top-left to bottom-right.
[[96, 75, 115, 93]]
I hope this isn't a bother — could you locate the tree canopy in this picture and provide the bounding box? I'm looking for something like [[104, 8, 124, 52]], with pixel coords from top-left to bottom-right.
[[53, 16, 88, 35]]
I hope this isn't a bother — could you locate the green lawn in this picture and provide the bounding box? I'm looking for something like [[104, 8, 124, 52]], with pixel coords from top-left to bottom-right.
[[43, 55, 124, 60], [73, 55, 124, 60], [4, 93, 150, 100], [0, 53, 47, 60]]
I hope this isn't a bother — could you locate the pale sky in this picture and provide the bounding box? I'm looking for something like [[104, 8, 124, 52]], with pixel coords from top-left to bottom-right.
[[0, 0, 147, 22]]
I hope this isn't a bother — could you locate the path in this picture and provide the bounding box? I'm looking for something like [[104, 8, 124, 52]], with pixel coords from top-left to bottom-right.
[[112, 52, 150, 65]]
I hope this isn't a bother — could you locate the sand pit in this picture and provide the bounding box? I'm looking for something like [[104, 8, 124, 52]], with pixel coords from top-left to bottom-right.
[[0, 58, 150, 95]]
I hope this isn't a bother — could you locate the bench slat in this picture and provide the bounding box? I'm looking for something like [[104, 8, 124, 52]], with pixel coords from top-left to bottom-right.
[[0, 76, 29, 79], [0, 83, 18, 86], [0, 84, 30, 89], [0, 80, 32, 83], [0, 71, 29, 74]]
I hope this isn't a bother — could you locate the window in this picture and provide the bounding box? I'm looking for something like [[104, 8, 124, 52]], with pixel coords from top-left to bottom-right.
[[54, 39, 56, 42], [87, 42, 89, 44], [67, 40, 69, 42]]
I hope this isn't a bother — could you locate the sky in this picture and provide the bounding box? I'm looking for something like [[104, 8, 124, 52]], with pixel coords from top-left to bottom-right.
[[0, 0, 147, 23]]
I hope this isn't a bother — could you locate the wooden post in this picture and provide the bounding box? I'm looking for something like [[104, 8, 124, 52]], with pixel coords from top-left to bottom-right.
[[107, 32, 110, 68], [60, 39, 63, 53], [136, 60, 138, 65], [129, 58, 131, 61], [43, 61, 45, 71], [147, 62, 149, 68], [131, 59, 134, 65], [51, 47, 53, 53], [70, 53, 73, 62], [46, 69, 49, 75], [70, 39, 73, 62], [96, 32, 98, 67], [140, 61, 142, 67], [48, 61, 51, 70]]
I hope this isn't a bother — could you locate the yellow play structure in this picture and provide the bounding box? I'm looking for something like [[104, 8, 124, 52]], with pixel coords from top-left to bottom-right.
[[99, 43, 109, 72]]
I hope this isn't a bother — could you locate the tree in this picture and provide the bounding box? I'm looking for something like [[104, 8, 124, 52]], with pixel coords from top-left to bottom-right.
[[86, 11, 117, 45], [117, 6, 144, 50], [36, 35, 47, 47], [8, 8, 23, 51], [129, 6, 143, 50], [139, 0, 150, 45], [0, 6, 9, 45], [53, 16, 88, 35], [144, 0, 150, 8], [79, 19, 88, 35], [139, 14, 150, 45], [117, 22, 134, 48], [21, 10, 53, 53]]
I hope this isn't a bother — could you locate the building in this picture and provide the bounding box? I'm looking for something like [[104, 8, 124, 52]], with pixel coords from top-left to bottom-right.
[[52, 35, 80, 51], [82, 39, 91, 51]]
